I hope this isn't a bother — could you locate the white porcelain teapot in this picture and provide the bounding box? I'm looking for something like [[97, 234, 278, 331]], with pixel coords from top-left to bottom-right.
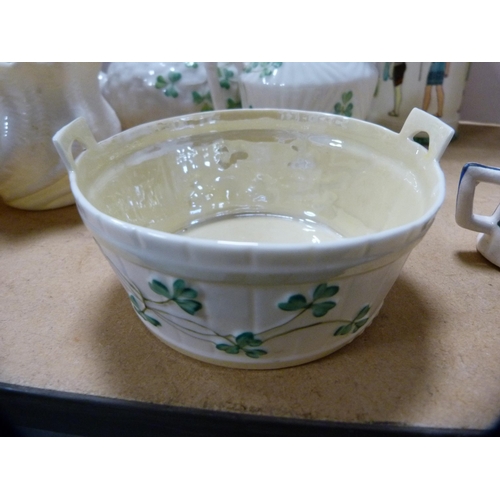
[[205, 62, 378, 119], [0, 62, 121, 210]]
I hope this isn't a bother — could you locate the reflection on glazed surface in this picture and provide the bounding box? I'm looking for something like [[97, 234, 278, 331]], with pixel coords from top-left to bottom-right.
[[178, 213, 344, 244], [87, 120, 429, 244]]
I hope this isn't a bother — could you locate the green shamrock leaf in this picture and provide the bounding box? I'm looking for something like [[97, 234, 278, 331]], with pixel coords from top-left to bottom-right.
[[171, 279, 202, 315], [342, 91, 353, 103], [355, 305, 370, 321], [216, 344, 240, 354], [278, 294, 308, 311], [142, 313, 161, 326], [172, 279, 187, 298], [176, 299, 202, 316], [334, 323, 353, 336], [313, 284, 339, 301], [164, 87, 179, 98], [353, 317, 369, 332], [148, 279, 202, 315], [130, 295, 161, 326], [236, 332, 263, 348], [311, 301, 336, 317], [192, 91, 203, 104], [245, 349, 267, 358], [168, 71, 182, 83], [155, 75, 167, 89], [130, 295, 142, 311], [333, 305, 370, 336], [149, 279, 172, 298], [226, 98, 241, 109]]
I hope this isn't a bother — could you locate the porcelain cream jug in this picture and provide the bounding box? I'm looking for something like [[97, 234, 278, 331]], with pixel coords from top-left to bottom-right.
[[456, 162, 500, 267], [205, 62, 378, 120], [0, 62, 121, 210]]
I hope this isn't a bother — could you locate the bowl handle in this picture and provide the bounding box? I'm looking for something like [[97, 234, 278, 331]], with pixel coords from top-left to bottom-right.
[[398, 107, 454, 161], [52, 117, 98, 173]]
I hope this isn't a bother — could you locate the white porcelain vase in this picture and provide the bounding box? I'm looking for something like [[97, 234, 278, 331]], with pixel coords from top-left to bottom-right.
[[0, 62, 121, 210]]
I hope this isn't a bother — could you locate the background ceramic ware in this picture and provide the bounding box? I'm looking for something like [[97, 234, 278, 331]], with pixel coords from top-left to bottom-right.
[[100, 62, 241, 130], [0, 62, 121, 210], [53, 108, 453, 369], [205, 62, 378, 120], [367, 62, 471, 134], [456, 162, 500, 267]]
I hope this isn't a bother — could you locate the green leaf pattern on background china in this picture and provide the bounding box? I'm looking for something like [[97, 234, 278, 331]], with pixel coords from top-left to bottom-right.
[[243, 62, 283, 78], [155, 70, 182, 98], [192, 91, 213, 112], [333, 90, 354, 117], [154, 63, 215, 110], [217, 65, 242, 109]]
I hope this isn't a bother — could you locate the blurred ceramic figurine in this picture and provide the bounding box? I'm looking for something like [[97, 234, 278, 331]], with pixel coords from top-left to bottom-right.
[[0, 62, 121, 210], [205, 62, 378, 120], [368, 62, 470, 133]]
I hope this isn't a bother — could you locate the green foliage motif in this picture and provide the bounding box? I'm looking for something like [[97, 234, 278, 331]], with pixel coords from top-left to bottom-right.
[[155, 70, 182, 98], [334, 305, 371, 336], [278, 283, 339, 317], [244, 62, 283, 77], [124, 273, 371, 359], [333, 91, 354, 117]]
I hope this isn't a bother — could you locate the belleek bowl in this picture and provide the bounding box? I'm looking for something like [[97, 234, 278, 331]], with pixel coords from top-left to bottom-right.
[[53, 108, 453, 369]]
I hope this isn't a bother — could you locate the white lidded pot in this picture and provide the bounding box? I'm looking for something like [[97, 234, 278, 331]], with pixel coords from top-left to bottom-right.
[[53, 108, 453, 369], [205, 62, 378, 119], [100, 62, 242, 130]]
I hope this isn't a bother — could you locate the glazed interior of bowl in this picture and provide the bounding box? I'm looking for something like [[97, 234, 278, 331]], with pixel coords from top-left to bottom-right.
[[78, 109, 441, 245]]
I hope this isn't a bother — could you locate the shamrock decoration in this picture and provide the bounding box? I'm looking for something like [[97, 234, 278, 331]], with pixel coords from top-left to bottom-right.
[[333, 91, 354, 117], [278, 283, 339, 317], [155, 70, 182, 98], [244, 62, 283, 77], [148, 279, 202, 316], [334, 305, 371, 336], [216, 332, 267, 358], [130, 295, 161, 327]]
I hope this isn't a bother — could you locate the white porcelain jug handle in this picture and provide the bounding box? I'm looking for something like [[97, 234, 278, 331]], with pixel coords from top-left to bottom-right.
[[53, 117, 98, 173], [204, 62, 244, 110], [455, 163, 500, 234], [398, 107, 454, 161]]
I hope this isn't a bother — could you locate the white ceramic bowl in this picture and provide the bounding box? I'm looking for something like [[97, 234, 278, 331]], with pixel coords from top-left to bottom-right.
[[53, 108, 453, 369]]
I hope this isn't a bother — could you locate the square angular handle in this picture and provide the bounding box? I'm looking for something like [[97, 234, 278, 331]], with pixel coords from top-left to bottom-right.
[[398, 107, 454, 161], [456, 162, 500, 234]]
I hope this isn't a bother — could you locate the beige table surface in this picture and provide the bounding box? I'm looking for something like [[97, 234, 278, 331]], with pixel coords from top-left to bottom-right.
[[1, 123, 499, 431]]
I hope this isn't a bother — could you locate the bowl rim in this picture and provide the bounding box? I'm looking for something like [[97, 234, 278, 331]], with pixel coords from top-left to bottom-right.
[[67, 108, 448, 276]]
